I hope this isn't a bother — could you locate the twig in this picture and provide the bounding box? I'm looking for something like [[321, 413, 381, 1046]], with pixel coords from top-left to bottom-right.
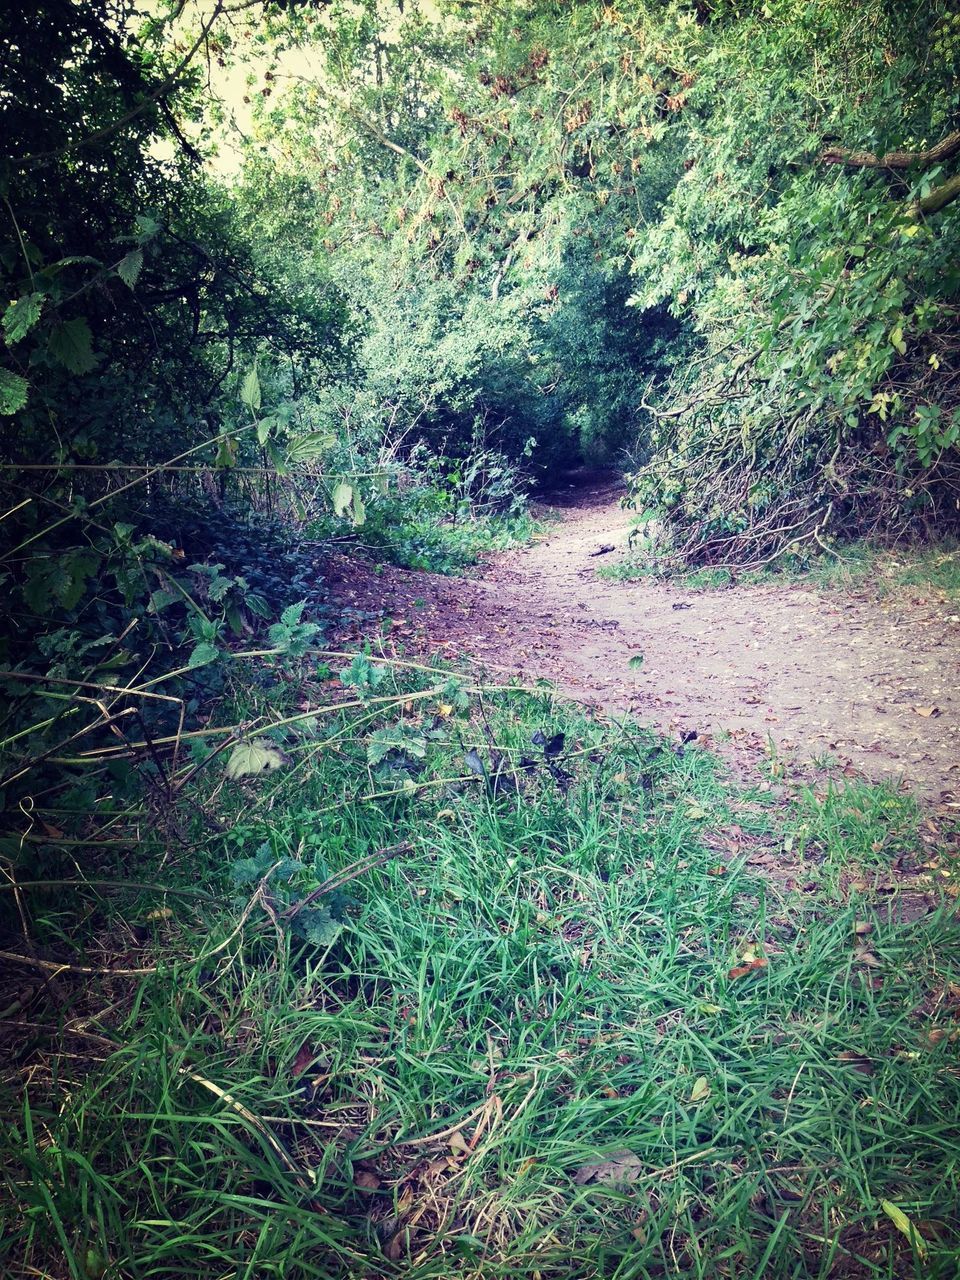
[[282, 842, 412, 922], [0, 950, 158, 977]]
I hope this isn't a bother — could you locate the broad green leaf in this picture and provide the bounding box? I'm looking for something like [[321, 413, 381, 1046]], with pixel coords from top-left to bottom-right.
[[214, 435, 237, 468], [207, 574, 233, 603], [117, 248, 144, 289], [52, 550, 98, 610], [0, 368, 28, 415], [293, 903, 343, 946], [287, 429, 336, 461], [351, 488, 366, 527], [367, 723, 428, 766], [188, 641, 219, 668], [48, 317, 97, 374], [134, 214, 161, 243], [225, 738, 286, 780], [3, 293, 44, 345], [149, 588, 180, 613], [339, 652, 384, 692], [280, 600, 306, 627], [240, 364, 261, 413], [22, 551, 98, 612], [230, 841, 275, 885], [331, 479, 353, 519], [266, 440, 288, 476]]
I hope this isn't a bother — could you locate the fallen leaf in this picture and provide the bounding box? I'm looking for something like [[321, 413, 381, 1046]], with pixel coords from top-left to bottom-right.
[[354, 1169, 380, 1191], [853, 921, 873, 936], [689, 1075, 711, 1103], [573, 1149, 645, 1186], [880, 1199, 927, 1258], [728, 957, 769, 981], [912, 705, 940, 718], [855, 949, 883, 968], [145, 907, 173, 922], [224, 738, 286, 780], [707, 865, 728, 877], [290, 1042, 317, 1079], [923, 1027, 957, 1048], [836, 1050, 874, 1075]]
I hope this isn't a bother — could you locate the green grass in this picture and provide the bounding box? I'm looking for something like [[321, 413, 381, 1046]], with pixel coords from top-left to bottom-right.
[[2, 658, 960, 1278], [787, 779, 923, 891], [602, 540, 960, 601], [742, 541, 960, 599]]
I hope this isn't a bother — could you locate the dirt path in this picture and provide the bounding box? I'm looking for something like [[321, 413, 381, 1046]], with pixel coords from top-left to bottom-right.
[[328, 474, 960, 802]]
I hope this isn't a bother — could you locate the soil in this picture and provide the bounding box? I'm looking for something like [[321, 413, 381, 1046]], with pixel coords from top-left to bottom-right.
[[326, 472, 960, 805]]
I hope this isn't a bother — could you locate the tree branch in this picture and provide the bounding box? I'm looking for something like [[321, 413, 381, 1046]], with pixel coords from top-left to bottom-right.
[[908, 172, 960, 219], [18, 2, 223, 170], [820, 129, 960, 170]]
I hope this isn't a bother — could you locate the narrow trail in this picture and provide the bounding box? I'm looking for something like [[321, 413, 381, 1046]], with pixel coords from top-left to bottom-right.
[[329, 473, 960, 802]]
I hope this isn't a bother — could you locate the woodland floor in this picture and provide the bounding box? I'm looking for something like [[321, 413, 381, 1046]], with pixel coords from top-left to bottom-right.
[[328, 472, 960, 807]]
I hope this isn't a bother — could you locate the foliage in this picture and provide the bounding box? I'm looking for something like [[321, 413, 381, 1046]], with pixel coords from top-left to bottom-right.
[[235, 0, 960, 561]]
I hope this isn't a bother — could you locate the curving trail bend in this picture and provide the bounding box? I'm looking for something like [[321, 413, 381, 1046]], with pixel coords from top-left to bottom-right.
[[328, 473, 960, 802]]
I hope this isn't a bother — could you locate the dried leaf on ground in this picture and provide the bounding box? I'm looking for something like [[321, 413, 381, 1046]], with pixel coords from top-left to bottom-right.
[[689, 1076, 711, 1103], [290, 1042, 317, 1079], [224, 738, 286, 779], [836, 1051, 874, 1075], [728, 957, 769, 981], [573, 1149, 645, 1186]]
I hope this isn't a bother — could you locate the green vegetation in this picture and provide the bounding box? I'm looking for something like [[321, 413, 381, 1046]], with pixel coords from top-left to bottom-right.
[[602, 541, 960, 599], [3, 2, 960, 1275], [3, 658, 960, 1277]]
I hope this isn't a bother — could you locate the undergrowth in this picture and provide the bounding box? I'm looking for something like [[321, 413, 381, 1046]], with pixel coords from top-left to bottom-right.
[[311, 486, 541, 574], [2, 653, 960, 1278]]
